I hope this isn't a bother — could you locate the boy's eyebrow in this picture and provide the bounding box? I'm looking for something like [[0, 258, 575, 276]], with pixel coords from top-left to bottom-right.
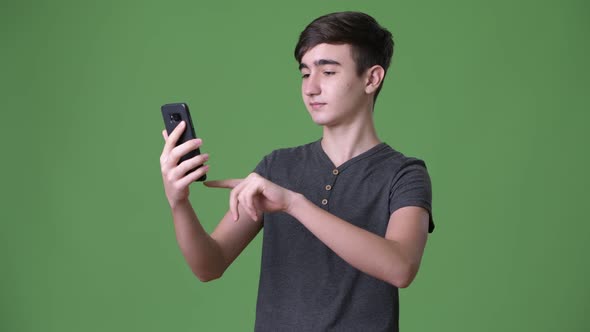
[[299, 59, 342, 70]]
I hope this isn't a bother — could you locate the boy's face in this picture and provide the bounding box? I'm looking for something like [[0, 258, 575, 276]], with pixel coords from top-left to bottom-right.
[[299, 43, 371, 127]]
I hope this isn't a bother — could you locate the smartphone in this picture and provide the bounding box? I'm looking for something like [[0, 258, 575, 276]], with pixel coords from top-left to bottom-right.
[[161, 102, 206, 181]]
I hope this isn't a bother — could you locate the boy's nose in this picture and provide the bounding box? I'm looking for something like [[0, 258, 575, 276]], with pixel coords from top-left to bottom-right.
[[303, 75, 321, 96]]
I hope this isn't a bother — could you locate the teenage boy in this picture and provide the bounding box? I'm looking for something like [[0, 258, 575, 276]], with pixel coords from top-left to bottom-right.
[[160, 11, 434, 331]]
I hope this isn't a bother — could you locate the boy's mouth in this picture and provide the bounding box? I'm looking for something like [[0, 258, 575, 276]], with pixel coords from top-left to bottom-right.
[[309, 102, 326, 110]]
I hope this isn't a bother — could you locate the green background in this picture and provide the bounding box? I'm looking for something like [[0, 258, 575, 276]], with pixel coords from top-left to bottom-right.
[[1, 0, 588, 331]]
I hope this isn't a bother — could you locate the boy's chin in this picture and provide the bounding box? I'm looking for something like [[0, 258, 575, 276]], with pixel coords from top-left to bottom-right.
[[310, 116, 338, 127]]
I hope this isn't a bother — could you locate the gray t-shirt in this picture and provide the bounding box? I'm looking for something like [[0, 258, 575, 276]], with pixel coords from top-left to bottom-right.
[[253, 139, 434, 332]]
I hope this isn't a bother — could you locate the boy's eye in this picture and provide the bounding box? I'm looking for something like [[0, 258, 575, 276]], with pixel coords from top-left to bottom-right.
[[324, 71, 335, 76], [301, 73, 310, 79]]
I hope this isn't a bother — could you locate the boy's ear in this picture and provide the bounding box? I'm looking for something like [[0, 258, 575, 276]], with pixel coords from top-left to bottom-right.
[[365, 65, 385, 95]]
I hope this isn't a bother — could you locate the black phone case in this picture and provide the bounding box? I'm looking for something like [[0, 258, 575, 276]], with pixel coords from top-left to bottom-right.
[[161, 102, 206, 181]]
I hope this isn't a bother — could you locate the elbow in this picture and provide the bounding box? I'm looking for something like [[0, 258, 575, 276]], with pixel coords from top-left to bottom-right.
[[388, 264, 418, 289], [194, 270, 223, 283], [197, 275, 221, 283], [188, 251, 227, 282], [195, 273, 221, 282], [392, 276, 413, 289]]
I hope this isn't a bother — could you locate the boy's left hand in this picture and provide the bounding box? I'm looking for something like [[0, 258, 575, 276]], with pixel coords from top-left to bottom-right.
[[204, 173, 297, 222]]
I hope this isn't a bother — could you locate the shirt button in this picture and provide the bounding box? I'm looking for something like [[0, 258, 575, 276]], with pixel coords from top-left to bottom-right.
[[321, 199, 328, 205], [325, 185, 332, 191], [332, 169, 339, 175]]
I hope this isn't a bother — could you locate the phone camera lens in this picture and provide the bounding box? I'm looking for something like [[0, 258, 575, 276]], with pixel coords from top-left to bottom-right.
[[170, 113, 181, 122]]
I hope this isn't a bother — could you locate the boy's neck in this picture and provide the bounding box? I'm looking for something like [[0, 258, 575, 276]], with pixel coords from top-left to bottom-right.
[[320, 111, 381, 168]]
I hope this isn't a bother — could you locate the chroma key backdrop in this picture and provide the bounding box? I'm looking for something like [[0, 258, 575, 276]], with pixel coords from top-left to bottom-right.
[[1, 1, 588, 331]]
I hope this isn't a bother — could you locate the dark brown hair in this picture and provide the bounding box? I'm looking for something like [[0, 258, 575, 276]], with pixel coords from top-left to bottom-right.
[[294, 12, 394, 100]]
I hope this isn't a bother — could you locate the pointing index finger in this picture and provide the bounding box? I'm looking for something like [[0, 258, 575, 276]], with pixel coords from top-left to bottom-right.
[[204, 179, 243, 189]]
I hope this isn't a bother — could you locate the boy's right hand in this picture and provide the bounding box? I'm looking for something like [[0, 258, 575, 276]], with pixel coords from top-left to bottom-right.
[[160, 121, 210, 208]]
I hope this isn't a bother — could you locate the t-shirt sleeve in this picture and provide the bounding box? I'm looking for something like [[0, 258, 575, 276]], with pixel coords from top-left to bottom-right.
[[389, 159, 435, 233], [253, 153, 271, 179]]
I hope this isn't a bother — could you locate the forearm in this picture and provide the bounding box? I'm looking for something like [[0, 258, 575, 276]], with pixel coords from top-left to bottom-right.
[[170, 200, 226, 282], [287, 194, 415, 287]]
